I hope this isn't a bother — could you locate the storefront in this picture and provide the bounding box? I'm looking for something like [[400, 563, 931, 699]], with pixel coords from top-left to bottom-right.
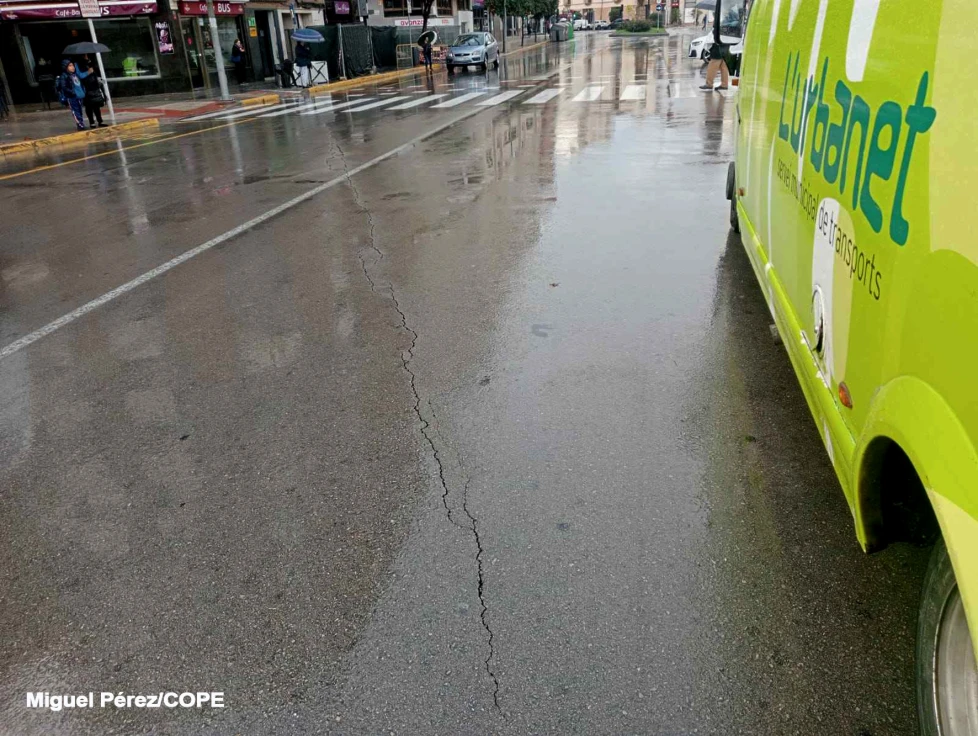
[[175, 0, 248, 89], [0, 0, 190, 102]]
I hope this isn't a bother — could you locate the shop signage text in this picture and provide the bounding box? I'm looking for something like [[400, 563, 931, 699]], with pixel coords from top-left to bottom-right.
[[178, 0, 244, 15], [392, 16, 452, 26], [0, 1, 157, 19]]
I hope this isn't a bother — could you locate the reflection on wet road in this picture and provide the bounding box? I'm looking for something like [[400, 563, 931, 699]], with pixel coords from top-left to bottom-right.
[[0, 31, 926, 734]]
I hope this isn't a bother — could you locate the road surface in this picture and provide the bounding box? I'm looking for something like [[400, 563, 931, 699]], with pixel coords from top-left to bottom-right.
[[0, 31, 928, 735]]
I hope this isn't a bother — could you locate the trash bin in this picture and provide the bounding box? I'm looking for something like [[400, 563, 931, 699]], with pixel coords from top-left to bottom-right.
[[279, 59, 294, 88]]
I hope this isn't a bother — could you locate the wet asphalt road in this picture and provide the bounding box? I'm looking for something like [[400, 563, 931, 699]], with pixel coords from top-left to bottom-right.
[[1, 31, 930, 735]]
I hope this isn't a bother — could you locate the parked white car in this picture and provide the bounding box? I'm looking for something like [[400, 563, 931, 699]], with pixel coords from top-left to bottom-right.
[[573, 18, 589, 30], [594, 19, 610, 30], [688, 32, 742, 60]]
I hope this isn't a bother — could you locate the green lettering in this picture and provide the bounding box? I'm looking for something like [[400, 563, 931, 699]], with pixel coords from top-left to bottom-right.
[[823, 80, 851, 185], [790, 56, 804, 153], [860, 101, 903, 234], [778, 53, 793, 142], [810, 58, 830, 172], [842, 95, 870, 209], [890, 72, 937, 246]]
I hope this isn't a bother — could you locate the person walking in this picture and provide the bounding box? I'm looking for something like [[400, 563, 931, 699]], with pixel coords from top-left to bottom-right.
[[294, 41, 312, 87], [230, 39, 246, 84], [421, 37, 433, 73], [79, 62, 107, 128], [56, 60, 87, 130], [700, 18, 730, 91]]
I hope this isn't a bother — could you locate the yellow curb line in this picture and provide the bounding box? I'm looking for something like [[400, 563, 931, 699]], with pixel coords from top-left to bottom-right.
[[500, 39, 549, 57], [240, 93, 281, 106], [0, 117, 160, 157], [306, 65, 442, 97]]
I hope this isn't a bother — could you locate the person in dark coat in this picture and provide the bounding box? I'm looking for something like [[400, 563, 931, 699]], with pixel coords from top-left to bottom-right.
[[421, 38, 433, 72], [78, 62, 107, 127], [294, 41, 312, 87], [230, 38, 246, 84], [56, 59, 86, 130]]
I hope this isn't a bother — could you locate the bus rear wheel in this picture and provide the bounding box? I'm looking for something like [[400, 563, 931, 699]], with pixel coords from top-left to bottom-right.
[[916, 538, 978, 736]]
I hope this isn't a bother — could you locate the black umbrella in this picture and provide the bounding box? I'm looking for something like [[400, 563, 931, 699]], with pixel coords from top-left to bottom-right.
[[417, 30, 437, 46], [63, 41, 111, 55]]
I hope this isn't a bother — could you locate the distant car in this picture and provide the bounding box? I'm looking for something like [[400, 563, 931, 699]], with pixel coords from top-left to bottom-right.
[[609, 18, 624, 30], [688, 32, 742, 60], [446, 32, 499, 73], [594, 19, 610, 30], [573, 18, 588, 30]]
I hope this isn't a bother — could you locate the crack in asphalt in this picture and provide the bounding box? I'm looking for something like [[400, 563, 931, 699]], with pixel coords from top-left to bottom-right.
[[335, 141, 502, 712]]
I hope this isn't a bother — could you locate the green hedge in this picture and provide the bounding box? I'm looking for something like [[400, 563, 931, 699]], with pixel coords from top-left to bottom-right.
[[622, 19, 654, 32]]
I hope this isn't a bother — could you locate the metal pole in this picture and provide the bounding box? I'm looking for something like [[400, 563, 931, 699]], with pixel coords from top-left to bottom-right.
[[204, 0, 232, 99], [86, 18, 116, 123], [337, 23, 346, 80]]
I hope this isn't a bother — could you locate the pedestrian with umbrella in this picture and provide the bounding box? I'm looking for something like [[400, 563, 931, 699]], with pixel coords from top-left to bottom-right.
[[291, 28, 323, 87], [56, 59, 87, 131], [418, 30, 437, 74], [78, 61, 107, 127], [62, 40, 115, 124]]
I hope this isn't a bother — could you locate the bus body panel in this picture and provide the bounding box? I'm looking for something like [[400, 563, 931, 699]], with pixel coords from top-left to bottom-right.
[[734, 0, 978, 643]]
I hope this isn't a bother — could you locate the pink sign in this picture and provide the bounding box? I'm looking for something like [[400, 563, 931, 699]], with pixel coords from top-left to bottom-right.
[[178, 0, 243, 14], [0, 1, 156, 18], [334, 0, 349, 12]]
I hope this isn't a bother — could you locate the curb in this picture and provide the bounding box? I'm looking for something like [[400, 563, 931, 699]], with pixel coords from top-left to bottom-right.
[[240, 93, 281, 106], [500, 39, 549, 56], [306, 65, 442, 97], [0, 117, 160, 157]]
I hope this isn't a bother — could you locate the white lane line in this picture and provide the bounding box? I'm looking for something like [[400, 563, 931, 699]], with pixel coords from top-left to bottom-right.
[[378, 91, 400, 95], [387, 94, 449, 110], [344, 96, 410, 112], [181, 103, 276, 121], [573, 86, 604, 102], [524, 88, 563, 104], [299, 98, 377, 116], [620, 84, 646, 101], [431, 91, 486, 108], [517, 84, 536, 88], [476, 90, 522, 106], [0, 102, 501, 361]]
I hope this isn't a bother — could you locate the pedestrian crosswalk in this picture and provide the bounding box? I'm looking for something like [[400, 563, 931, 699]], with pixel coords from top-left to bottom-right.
[[179, 80, 723, 123]]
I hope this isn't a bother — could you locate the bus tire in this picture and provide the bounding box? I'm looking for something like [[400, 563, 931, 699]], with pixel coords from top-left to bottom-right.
[[916, 537, 978, 736]]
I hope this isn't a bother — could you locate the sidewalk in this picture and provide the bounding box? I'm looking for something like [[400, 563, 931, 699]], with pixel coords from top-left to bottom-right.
[[1, 84, 295, 146]]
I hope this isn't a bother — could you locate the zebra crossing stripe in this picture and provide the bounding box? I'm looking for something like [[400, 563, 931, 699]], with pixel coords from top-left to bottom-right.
[[431, 92, 486, 108], [257, 100, 336, 118], [344, 96, 411, 112], [212, 102, 297, 121], [181, 103, 278, 121], [573, 86, 604, 102], [524, 88, 562, 104], [620, 85, 646, 101], [387, 94, 449, 110], [299, 98, 378, 116], [476, 90, 522, 106]]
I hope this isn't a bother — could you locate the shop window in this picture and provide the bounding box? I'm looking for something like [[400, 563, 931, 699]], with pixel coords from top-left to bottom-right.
[[436, 0, 452, 14], [94, 18, 161, 79], [457, 0, 470, 10], [383, 0, 408, 16]]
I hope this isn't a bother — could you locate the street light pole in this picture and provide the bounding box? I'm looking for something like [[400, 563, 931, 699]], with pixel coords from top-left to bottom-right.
[[502, 0, 507, 53], [85, 18, 116, 123], [204, 0, 232, 100]]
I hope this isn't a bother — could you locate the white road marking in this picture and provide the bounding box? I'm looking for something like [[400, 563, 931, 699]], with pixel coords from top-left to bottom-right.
[[299, 98, 377, 116], [211, 102, 297, 121], [431, 91, 486, 108], [256, 100, 335, 118], [573, 86, 604, 102], [524, 88, 563, 104], [620, 85, 646, 101], [0, 103, 501, 361], [476, 90, 522, 106], [344, 96, 410, 111], [387, 94, 449, 109], [181, 103, 276, 121]]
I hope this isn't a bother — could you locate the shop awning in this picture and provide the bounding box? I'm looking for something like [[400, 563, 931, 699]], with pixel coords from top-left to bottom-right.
[[0, 0, 156, 19]]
